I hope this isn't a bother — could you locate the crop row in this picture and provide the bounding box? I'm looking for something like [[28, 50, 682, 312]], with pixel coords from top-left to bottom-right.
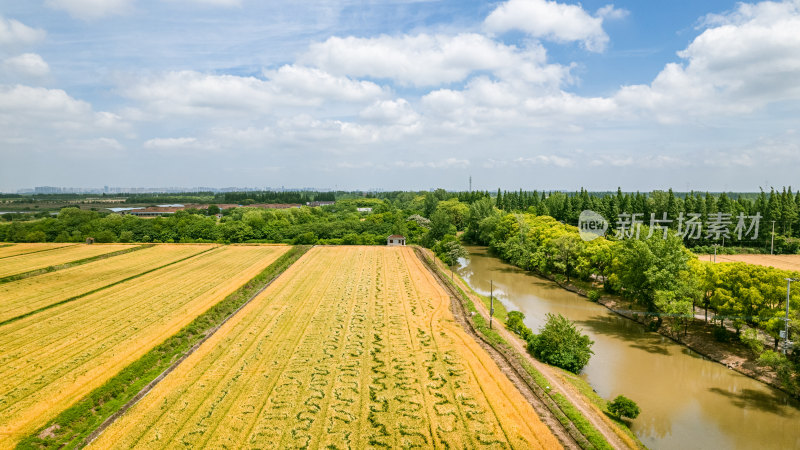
[[0, 243, 74, 259], [0, 244, 214, 324], [0, 244, 289, 448], [0, 244, 136, 279], [91, 247, 560, 449]]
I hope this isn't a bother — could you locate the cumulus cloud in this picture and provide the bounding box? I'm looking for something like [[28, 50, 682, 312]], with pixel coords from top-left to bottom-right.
[[616, 0, 800, 120], [301, 33, 569, 87], [45, 0, 134, 20], [3, 53, 50, 77], [0, 16, 46, 51], [0, 85, 128, 156], [596, 4, 629, 21], [484, 0, 611, 52], [124, 67, 386, 117], [360, 99, 420, 125]]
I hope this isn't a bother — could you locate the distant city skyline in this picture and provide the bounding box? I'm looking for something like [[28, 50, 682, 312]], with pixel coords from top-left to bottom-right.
[[2, 0, 800, 191]]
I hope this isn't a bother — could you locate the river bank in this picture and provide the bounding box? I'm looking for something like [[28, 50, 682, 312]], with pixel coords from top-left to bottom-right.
[[550, 274, 791, 398], [458, 246, 800, 450]]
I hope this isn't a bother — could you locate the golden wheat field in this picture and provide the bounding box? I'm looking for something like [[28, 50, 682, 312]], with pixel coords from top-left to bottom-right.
[[0, 243, 75, 259], [92, 246, 559, 449], [0, 244, 213, 324], [0, 243, 137, 278], [0, 245, 289, 447]]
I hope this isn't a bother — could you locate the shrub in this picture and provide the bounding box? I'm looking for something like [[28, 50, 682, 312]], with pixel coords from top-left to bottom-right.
[[712, 325, 732, 343], [740, 328, 764, 354], [608, 395, 640, 419], [527, 313, 594, 374], [587, 290, 601, 302]]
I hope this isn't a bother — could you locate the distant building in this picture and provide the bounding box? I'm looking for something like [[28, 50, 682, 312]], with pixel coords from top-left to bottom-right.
[[306, 201, 336, 207], [357, 207, 373, 213], [127, 207, 183, 217], [248, 203, 303, 209], [34, 186, 62, 194], [387, 235, 406, 246]]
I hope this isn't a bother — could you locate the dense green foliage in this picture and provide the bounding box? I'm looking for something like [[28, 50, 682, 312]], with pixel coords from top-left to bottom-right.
[[491, 187, 800, 252], [607, 395, 641, 420], [18, 245, 310, 449], [527, 313, 595, 374]]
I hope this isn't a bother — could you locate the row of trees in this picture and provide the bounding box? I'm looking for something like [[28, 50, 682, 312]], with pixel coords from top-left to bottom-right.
[[465, 201, 800, 394], [0, 194, 470, 263], [493, 188, 800, 252]]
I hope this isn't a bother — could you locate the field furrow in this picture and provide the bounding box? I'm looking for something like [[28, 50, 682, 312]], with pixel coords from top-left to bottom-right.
[[0, 244, 289, 447], [0, 244, 213, 324], [91, 246, 561, 449], [0, 243, 75, 259], [0, 244, 137, 278]]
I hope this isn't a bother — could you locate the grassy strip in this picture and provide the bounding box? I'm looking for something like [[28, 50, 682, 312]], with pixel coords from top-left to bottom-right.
[[558, 370, 645, 447], [0, 245, 152, 284], [18, 245, 310, 450], [0, 246, 218, 328], [415, 248, 607, 450]]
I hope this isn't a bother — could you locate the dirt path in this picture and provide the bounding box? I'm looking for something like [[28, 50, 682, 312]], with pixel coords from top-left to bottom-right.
[[425, 252, 637, 450]]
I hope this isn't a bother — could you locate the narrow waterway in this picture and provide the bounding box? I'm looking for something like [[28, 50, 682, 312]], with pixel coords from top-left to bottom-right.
[[457, 246, 800, 450]]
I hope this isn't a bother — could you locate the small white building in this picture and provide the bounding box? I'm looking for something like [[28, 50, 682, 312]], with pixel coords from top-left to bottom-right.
[[387, 235, 406, 246], [357, 207, 373, 213]]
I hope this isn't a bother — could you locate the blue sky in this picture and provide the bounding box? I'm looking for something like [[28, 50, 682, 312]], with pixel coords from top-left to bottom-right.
[[1, 0, 799, 192]]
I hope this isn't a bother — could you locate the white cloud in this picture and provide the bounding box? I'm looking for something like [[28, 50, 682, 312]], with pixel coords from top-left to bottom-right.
[[302, 33, 568, 87], [484, 0, 610, 52], [264, 65, 386, 103], [393, 158, 470, 169], [360, 99, 420, 125], [124, 67, 385, 117], [596, 4, 629, 21], [45, 0, 134, 20], [3, 53, 50, 77], [0, 16, 46, 50], [0, 85, 129, 157], [616, 0, 800, 120], [142, 136, 221, 153]]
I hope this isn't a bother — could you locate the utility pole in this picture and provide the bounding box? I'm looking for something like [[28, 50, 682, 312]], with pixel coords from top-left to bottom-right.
[[783, 278, 796, 355], [489, 280, 494, 329], [469, 176, 472, 193], [713, 244, 718, 263], [771, 220, 776, 255]]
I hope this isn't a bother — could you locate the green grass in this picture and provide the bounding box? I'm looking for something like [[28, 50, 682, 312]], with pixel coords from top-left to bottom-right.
[[18, 245, 311, 449], [558, 370, 646, 448]]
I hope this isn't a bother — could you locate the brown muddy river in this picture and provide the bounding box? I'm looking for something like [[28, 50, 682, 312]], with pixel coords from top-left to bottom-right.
[[457, 246, 800, 450]]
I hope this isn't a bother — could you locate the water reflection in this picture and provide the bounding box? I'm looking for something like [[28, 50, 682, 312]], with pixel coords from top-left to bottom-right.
[[457, 246, 800, 450]]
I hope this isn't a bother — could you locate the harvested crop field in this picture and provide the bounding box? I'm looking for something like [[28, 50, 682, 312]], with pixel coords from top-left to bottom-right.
[[696, 253, 800, 272], [0, 243, 137, 279], [92, 246, 559, 449], [0, 244, 289, 447], [0, 243, 75, 259], [0, 244, 213, 324]]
